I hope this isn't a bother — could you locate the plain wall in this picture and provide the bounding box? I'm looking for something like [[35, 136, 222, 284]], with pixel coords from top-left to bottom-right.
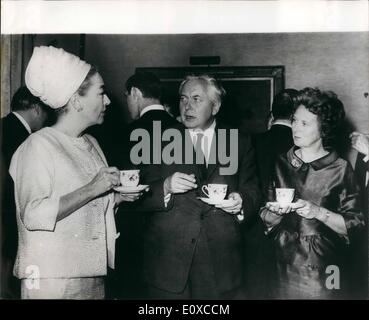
[[84, 32, 369, 163], [5, 32, 368, 161]]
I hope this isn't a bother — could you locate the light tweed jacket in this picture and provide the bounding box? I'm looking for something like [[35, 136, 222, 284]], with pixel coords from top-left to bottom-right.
[[9, 127, 118, 279]]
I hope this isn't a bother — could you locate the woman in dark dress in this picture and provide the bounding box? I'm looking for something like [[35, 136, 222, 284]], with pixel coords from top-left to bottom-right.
[[260, 88, 365, 299]]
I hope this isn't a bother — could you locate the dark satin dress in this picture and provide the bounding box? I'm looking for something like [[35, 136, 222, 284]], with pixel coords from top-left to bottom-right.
[[263, 147, 365, 299]]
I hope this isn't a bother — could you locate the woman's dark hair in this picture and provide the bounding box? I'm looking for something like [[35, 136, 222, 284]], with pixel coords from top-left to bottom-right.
[[295, 87, 346, 149], [55, 65, 98, 116], [11, 86, 47, 111], [126, 71, 162, 101]]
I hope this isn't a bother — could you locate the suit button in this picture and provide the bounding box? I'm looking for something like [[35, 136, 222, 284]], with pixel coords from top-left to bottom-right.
[[191, 238, 196, 244]]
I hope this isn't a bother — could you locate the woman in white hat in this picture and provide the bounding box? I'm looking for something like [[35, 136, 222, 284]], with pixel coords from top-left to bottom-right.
[[9, 46, 140, 299]]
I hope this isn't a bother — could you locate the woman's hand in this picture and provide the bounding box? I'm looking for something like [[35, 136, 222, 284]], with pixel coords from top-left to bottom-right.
[[215, 192, 242, 214], [294, 199, 321, 219], [57, 167, 120, 222], [260, 202, 294, 230], [114, 192, 143, 206], [89, 167, 120, 197], [265, 202, 294, 216]]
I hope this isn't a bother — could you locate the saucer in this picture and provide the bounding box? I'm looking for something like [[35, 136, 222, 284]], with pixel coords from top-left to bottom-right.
[[197, 197, 236, 206], [113, 184, 149, 193], [268, 201, 300, 210]]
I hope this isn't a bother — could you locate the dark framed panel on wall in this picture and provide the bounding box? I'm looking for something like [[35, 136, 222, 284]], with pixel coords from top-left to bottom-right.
[[136, 66, 285, 134]]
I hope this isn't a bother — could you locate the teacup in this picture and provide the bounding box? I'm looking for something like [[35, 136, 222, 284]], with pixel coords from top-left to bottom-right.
[[275, 188, 295, 207], [120, 169, 140, 187], [202, 183, 227, 201]]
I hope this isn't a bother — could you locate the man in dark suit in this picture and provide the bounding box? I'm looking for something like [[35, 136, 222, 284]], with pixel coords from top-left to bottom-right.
[[1, 86, 49, 298], [351, 132, 369, 215], [246, 88, 298, 298], [253, 89, 298, 195], [136, 75, 260, 299], [111, 72, 179, 298], [349, 131, 369, 298]]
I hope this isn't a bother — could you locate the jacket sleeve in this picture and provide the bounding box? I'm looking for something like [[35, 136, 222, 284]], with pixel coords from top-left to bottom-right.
[[338, 162, 366, 243], [235, 133, 262, 223], [9, 136, 59, 232]]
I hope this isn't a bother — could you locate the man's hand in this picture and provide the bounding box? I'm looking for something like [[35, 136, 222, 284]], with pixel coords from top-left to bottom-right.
[[350, 131, 369, 156], [164, 172, 197, 196], [215, 192, 243, 214]]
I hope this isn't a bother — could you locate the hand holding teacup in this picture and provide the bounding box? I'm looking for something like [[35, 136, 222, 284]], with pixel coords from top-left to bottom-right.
[[202, 183, 227, 201], [114, 192, 143, 205], [266, 188, 297, 215], [266, 202, 294, 216], [201, 183, 242, 214], [215, 192, 243, 215], [114, 169, 147, 204], [89, 167, 120, 196]]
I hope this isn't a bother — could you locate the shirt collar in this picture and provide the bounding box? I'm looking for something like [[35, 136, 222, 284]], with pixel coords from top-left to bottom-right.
[[12, 112, 32, 134], [272, 119, 291, 128], [140, 104, 165, 118], [189, 120, 216, 137], [287, 146, 338, 170]]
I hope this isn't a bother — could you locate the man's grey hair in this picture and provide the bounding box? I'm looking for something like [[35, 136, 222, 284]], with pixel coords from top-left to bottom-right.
[[178, 74, 226, 106]]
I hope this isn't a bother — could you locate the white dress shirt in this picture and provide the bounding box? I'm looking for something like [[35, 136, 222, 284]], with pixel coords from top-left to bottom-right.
[[188, 120, 216, 166], [272, 119, 292, 128], [140, 104, 165, 118]]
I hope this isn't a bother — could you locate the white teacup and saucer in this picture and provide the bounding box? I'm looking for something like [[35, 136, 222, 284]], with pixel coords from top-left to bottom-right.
[[197, 183, 235, 206], [268, 188, 299, 210], [113, 169, 149, 193]]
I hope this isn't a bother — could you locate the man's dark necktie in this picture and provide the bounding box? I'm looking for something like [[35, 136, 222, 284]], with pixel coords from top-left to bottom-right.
[[195, 132, 208, 181]]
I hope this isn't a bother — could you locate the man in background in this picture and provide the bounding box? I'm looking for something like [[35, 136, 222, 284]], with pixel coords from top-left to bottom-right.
[[351, 131, 369, 216], [253, 88, 298, 195], [111, 72, 178, 298], [349, 131, 369, 298], [245, 88, 298, 298], [1, 86, 49, 298]]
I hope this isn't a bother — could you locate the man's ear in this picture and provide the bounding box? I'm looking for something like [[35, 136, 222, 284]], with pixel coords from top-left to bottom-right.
[[32, 104, 41, 115], [211, 101, 221, 116], [131, 87, 143, 100], [70, 93, 83, 112]]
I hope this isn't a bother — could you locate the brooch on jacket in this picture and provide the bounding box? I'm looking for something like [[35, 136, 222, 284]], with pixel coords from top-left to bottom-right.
[[291, 158, 303, 168]]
